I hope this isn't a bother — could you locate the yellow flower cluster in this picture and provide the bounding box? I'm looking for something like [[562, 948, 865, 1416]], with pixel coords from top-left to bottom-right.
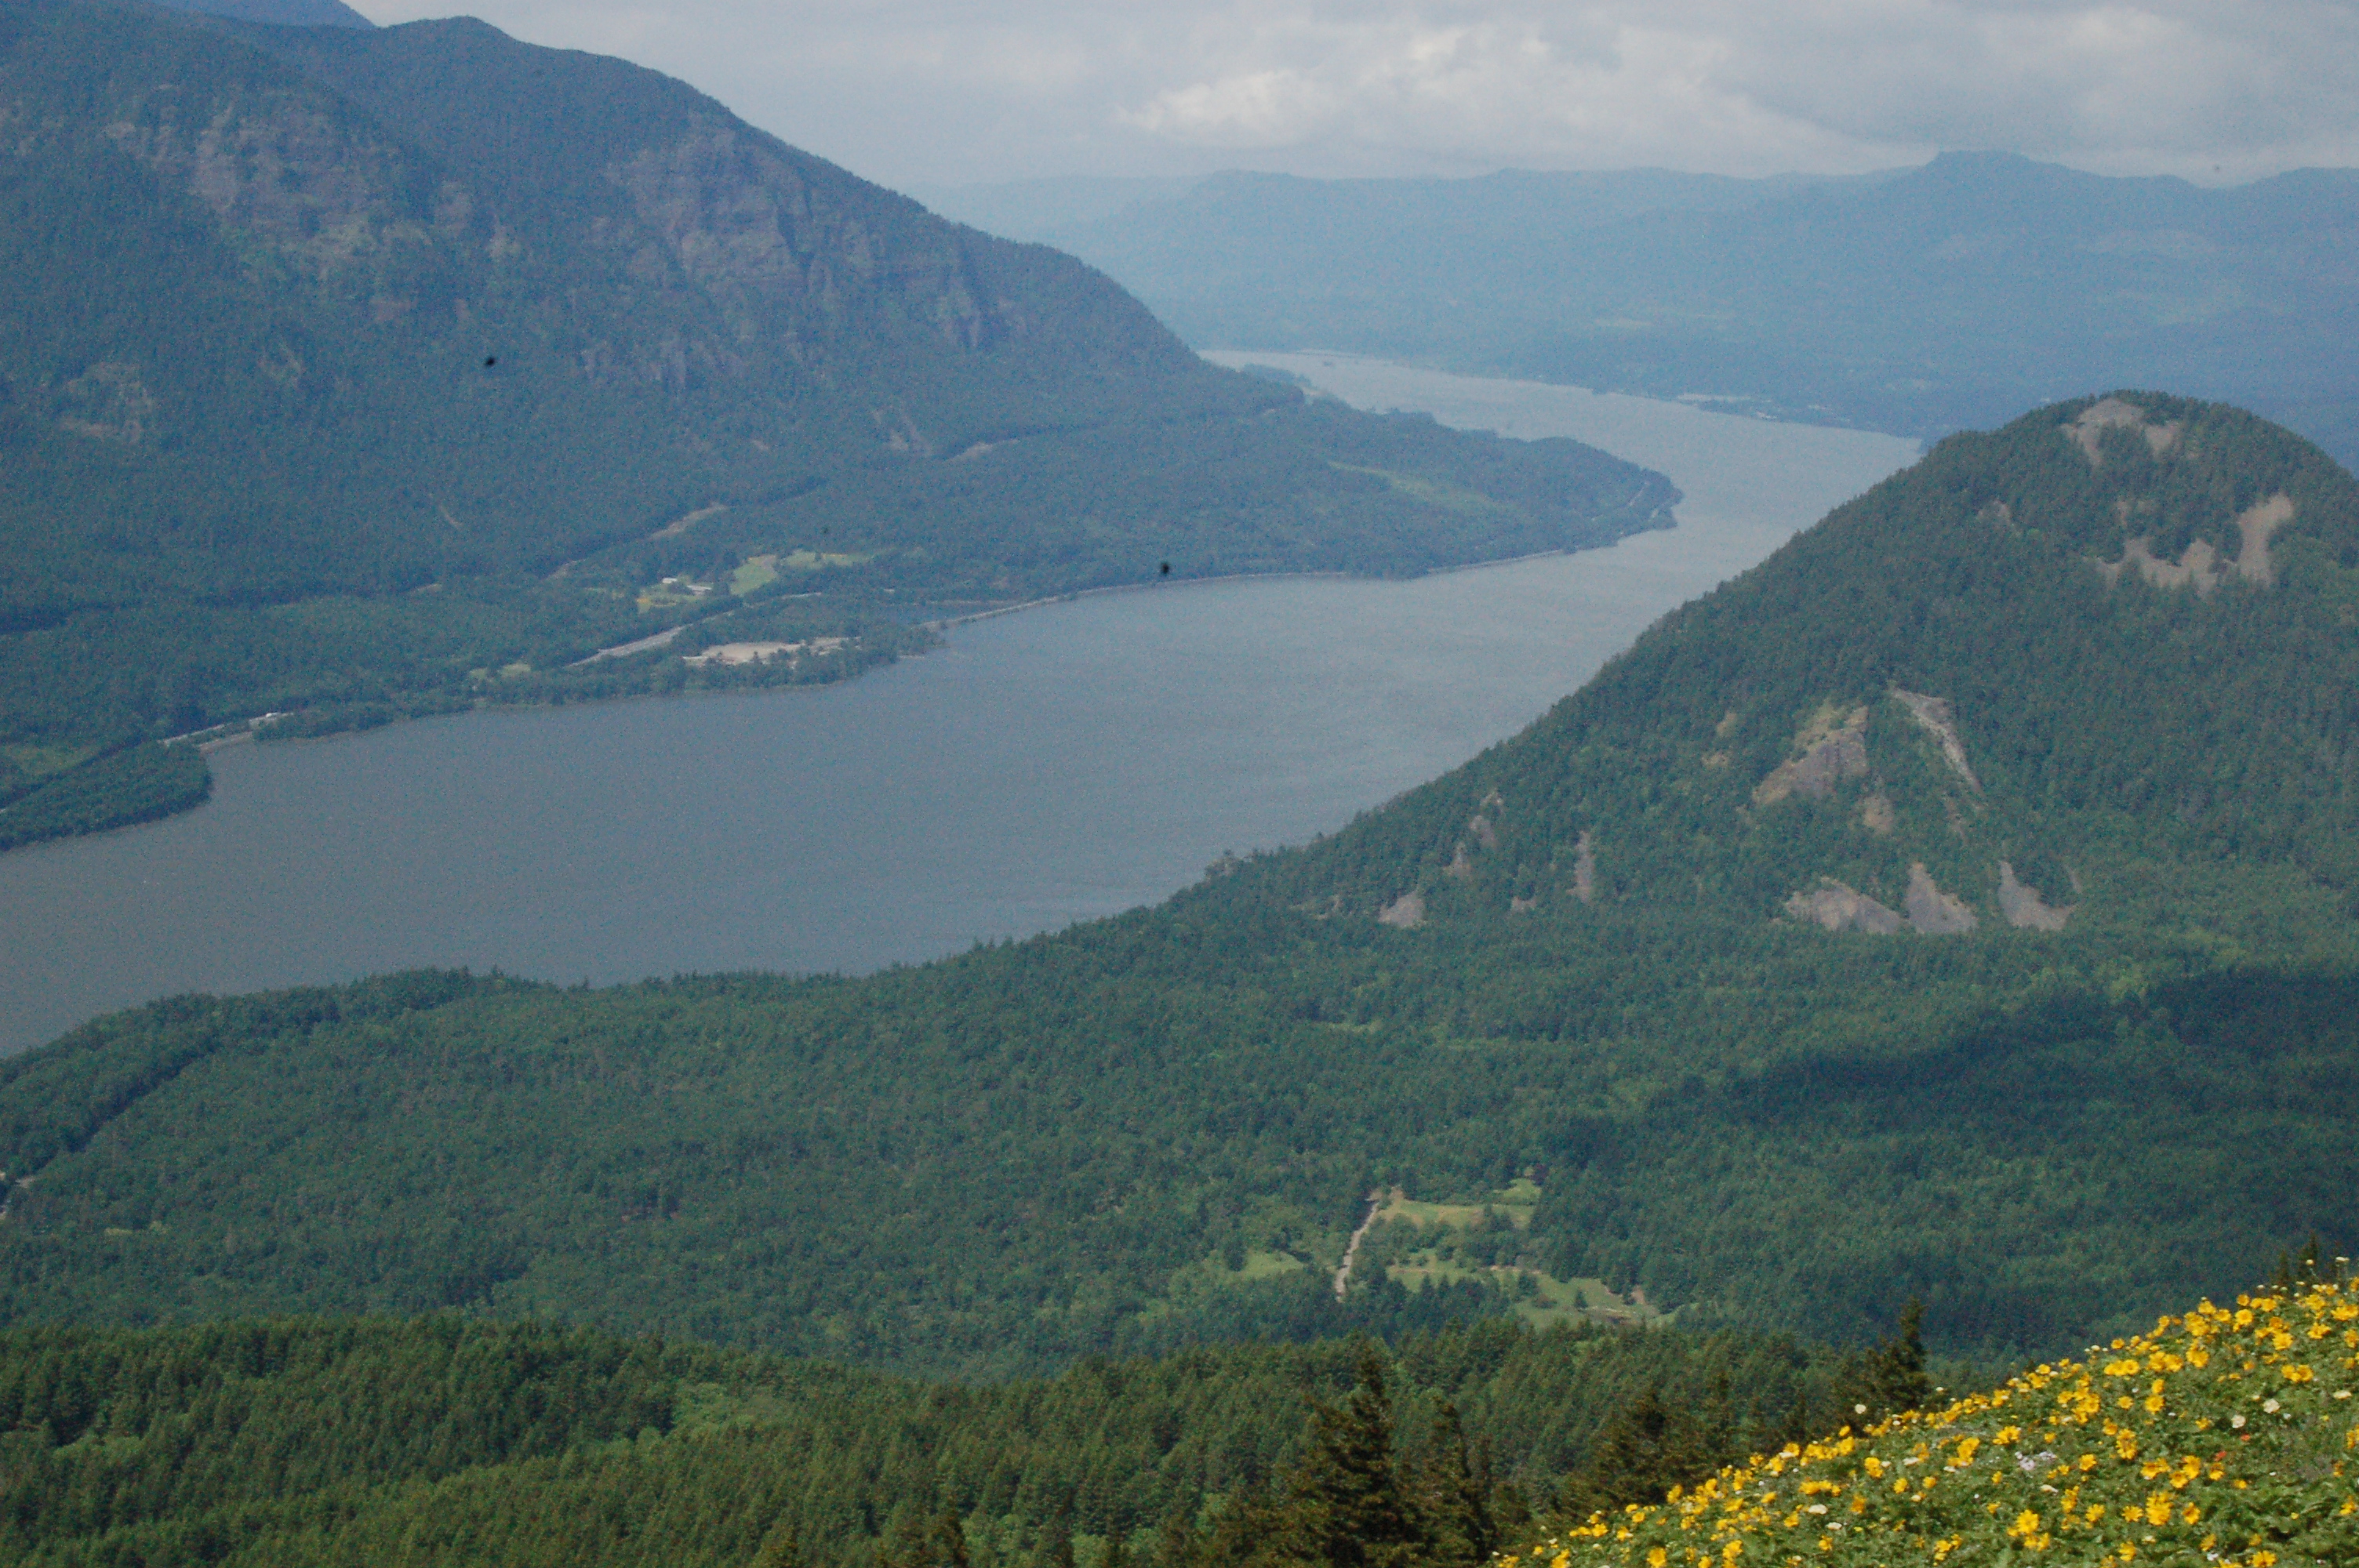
[[1494, 1279, 2359, 1568]]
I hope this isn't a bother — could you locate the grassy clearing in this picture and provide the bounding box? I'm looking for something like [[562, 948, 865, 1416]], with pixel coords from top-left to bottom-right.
[[779, 550, 875, 572], [1383, 1256, 1670, 1328], [1234, 1248, 1310, 1281], [729, 554, 780, 594], [634, 577, 719, 612], [2, 743, 95, 779], [1329, 464, 1514, 516], [1373, 1179, 1539, 1232], [1369, 1178, 1670, 1327]]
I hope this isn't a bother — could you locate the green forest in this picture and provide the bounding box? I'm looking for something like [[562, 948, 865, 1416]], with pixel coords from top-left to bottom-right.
[[5, 394, 2354, 1391], [0, 0, 1675, 848], [0, 1305, 1963, 1567], [5, 4, 2357, 1564]]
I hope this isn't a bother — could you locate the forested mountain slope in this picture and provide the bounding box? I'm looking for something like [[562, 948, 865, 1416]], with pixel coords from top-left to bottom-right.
[[3, 394, 2353, 1376], [0, 1312, 1864, 1567], [1034, 155, 2359, 470], [1246, 390, 2359, 928], [0, 0, 1674, 847]]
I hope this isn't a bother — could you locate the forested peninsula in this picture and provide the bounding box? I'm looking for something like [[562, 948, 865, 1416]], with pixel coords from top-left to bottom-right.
[[0, 0, 1675, 851]]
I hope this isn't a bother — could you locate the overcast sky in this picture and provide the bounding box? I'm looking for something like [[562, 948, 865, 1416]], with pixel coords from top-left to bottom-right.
[[354, 0, 2359, 191]]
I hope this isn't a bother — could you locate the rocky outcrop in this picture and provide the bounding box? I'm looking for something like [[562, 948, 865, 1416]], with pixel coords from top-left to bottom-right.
[[1572, 829, 1596, 903], [1376, 890, 1426, 929], [56, 363, 156, 444], [2093, 493, 2292, 595], [1754, 704, 1870, 804], [2066, 396, 2182, 464], [1903, 862, 1979, 934], [1783, 880, 1908, 935], [1784, 862, 1978, 935], [1996, 861, 2074, 930], [1890, 691, 1980, 792]]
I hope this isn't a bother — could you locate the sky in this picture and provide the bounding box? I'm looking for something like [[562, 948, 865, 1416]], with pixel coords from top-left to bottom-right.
[[353, 0, 2359, 191]]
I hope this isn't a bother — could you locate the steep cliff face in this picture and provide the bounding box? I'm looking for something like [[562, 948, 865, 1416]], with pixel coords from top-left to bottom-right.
[[0, 0, 1671, 638]]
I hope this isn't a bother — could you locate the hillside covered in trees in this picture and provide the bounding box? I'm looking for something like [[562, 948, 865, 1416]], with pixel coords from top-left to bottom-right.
[[0, 0, 1674, 848], [2, 393, 2354, 1378], [0, 1305, 1962, 1568]]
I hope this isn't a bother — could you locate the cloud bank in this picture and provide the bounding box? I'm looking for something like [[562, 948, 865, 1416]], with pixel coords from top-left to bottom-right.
[[360, 0, 2359, 188]]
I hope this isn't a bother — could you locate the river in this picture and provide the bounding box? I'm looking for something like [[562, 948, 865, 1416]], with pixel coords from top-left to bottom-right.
[[0, 358, 1919, 1053]]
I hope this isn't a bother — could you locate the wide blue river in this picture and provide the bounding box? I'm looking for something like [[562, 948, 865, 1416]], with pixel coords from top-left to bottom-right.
[[0, 358, 1918, 1052]]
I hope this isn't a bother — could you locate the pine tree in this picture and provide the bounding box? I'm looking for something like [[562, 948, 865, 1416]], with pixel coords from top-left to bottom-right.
[[1150, 1508, 1201, 1568], [1840, 1301, 1932, 1424], [754, 1523, 805, 1568], [1560, 1385, 1705, 1513], [932, 1512, 973, 1568], [1041, 1516, 1078, 1568], [1271, 1345, 1427, 1568], [1408, 1400, 1493, 1568]]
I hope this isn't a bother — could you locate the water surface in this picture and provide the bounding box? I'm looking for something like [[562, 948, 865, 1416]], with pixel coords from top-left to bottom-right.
[[0, 360, 1918, 1051]]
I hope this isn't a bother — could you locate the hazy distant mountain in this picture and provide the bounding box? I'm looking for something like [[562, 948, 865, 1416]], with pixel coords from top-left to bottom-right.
[[0, 0, 1673, 848], [9, 394, 2354, 1369], [146, 0, 373, 27], [1034, 154, 2359, 470], [927, 165, 1856, 249], [906, 174, 1205, 240]]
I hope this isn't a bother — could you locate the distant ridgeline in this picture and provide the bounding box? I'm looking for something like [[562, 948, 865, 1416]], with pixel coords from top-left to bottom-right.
[[996, 157, 2359, 472], [0, 0, 1674, 850], [2, 394, 2355, 1374]]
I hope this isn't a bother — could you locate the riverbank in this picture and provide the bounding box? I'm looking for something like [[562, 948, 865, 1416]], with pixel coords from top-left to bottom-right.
[[0, 363, 1919, 1053]]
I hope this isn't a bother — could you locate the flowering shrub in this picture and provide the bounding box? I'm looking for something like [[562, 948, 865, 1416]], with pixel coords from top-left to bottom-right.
[[1498, 1280, 2359, 1566]]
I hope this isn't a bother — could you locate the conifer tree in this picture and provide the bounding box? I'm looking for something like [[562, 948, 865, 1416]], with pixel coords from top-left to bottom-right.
[[1271, 1345, 1427, 1568], [1838, 1300, 1932, 1423], [1408, 1400, 1493, 1568], [1150, 1507, 1201, 1568], [1558, 1384, 1706, 1513], [754, 1523, 805, 1568], [1041, 1516, 1078, 1568]]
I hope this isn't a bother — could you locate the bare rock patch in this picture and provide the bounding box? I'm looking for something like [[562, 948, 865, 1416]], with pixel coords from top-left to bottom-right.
[[1859, 793, 1896, 835], [2093, 494, 2289, 596], [1377, 890, 1426, 929], [1996, 861, 2074, 931], [1890, 691, 1980, 792], [1783, 880, 1907, 935], [2066, 397, 2182, 465], [1754, 703, 1870, 804], [1903, 862, 1979, 934]]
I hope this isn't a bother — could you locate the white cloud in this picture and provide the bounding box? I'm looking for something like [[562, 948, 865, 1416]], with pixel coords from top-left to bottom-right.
[[354, 0, 2359, 187]]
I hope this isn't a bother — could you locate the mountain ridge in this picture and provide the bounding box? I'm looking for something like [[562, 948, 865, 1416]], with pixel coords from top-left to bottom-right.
[[1022, 154, 2359, 470], [0, 0, 1674, 847]]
